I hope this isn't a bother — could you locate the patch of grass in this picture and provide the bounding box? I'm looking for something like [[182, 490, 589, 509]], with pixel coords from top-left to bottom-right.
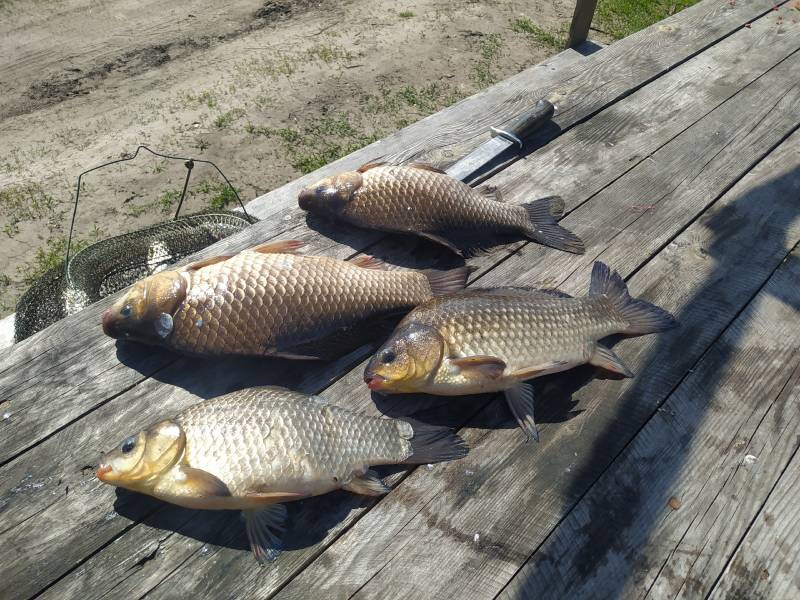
[[364, 83, 466, 127], [399, 10, 414, 18], [596, 0, 701, 40], [194, 138, 210, 152], [213, 108, 246, 129], [511, 16, 566, 49], [193, 180, 240, 210], [306, 43, 353, 64], [18, 228, 101, 287], [0, 182, 62, 238], [472, 33, 503, 87], [158, 189, 181, 214], [248, 114, 380, 175]]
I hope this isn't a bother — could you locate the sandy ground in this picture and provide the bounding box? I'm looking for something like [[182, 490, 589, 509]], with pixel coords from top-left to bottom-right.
[[0, 0, 579, 317]]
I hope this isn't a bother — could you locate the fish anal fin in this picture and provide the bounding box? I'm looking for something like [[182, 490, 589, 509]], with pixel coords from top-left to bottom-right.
[[351, 255, 387, 270], [589, 344, 634, 377], [244, 504, 288, 565], [417, 231, 462, 255], [343, 469, 391, 496], [451, 355, 506, 379], [407, 162, 447, 174], [184, 255, 233, 271], [357, 161, 387, 173], [504, 382, 539, 442], [250, 240, 305, 255], [509, 360, 571, 380]]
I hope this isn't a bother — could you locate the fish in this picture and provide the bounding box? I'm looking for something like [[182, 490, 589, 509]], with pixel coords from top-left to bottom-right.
[[363, 262, 677, 441], [297, 162, 585, 257], [101, 239, 471, 359], [96, 386, 467, 563]]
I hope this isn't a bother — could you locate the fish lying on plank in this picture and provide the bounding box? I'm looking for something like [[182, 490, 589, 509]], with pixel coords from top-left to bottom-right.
[[298, 162, 584, 257], [96, 386, 467, 563], [101, 240, 470, 360], [364, 262, 677, 440]]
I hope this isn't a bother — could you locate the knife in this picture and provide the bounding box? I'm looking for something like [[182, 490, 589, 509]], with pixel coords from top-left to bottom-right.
[[445, 99, 555, 183]]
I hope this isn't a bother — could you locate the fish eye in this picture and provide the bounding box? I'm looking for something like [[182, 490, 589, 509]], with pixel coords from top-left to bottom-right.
[[315, 185, 326, 195], [121, 436, 137, 454], [120, 305, 132, 318], [381, 349, 396, 364]]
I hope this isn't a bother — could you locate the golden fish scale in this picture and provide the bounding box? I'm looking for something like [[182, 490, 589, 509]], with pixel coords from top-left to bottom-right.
[[350, 166, 529, 233], [176, 388, 413, 497], [409, 293, 628, 371], [169, 251, 432, 355]]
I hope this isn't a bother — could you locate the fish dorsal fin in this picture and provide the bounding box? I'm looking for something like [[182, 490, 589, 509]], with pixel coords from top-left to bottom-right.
[[249, 239, 305, 255], [351, 255, 387, 270], [451, 355, 506, 379], [244, 504, 288, 564], [505, 382, 539, 442], [407, 162, 447, 174], [343, 469, 391, 496], [184, 255, 234, 271], [477, 186, 504, 202], [480, 286, 573, 299], [357, 161, 387, 173]]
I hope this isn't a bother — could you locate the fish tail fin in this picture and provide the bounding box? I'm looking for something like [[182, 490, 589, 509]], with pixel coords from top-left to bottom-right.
[[422, 266, 473, 296], [401, 420, 468, 464], [589, 261, 677, 335], [522, 196, 585, 254]]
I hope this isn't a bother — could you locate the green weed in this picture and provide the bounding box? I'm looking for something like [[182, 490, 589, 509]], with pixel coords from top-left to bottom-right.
[[596, 0, 701, 39], [194, 180, 240, 210], [399, 10, 414, 18], [0, 182, 61, 238], [472, 33, 503, 87], [213, 108, 246, 129], [511, 17, 566, 49]]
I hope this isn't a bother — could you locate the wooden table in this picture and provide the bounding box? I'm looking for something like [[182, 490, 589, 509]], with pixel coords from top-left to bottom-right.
[[2, 1, 799, 598]]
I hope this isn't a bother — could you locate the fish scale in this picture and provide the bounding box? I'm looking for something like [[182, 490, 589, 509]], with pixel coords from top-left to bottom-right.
[[176, 388, 414, 497], [169, 250, 435, 356]]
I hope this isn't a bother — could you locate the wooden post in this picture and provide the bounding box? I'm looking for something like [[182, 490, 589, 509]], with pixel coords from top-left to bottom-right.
[[567, 0, 599, 48]]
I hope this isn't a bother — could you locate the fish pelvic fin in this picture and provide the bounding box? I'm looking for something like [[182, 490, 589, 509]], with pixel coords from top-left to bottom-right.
[[588, 262, 678, 335], [352, 255, 387, 270], [505, 382, 539, 442], [343, 470, 391, 496], [400, 419, 469, 464], [249, 239, 305, 255], [589, 343, 634, 378], [244, 504, 288, 565], [522, 196, 585, 255]]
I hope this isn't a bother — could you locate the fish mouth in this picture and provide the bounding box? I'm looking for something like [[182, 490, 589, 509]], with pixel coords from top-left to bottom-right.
[[101, 310, 117, 337], [364, 374, 387, 391], [297, 188, 315, 210], [96, 463, 112, 481]]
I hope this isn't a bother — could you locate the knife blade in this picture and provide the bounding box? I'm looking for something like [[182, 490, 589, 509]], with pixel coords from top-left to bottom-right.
[[445, 99, 555, 183]]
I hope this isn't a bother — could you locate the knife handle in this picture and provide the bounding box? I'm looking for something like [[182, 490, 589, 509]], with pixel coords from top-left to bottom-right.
[[491, 99, 555, 147]]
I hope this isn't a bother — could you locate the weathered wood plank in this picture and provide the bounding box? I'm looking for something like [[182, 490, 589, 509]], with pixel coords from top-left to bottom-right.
[[6, 16, 800, 598], [271, 119, 800, 599], [497, 254, 800, 599], [708, 428, 800, 600], [2, 1, 796, 468]]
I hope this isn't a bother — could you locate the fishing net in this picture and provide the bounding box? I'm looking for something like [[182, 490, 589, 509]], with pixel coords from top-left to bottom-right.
[[14, 147, 259, 342], [14, 210, 258, 342]]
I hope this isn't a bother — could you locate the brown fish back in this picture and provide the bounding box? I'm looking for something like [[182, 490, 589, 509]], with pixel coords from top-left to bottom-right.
[[175, 387, 414, 497], [168, 251, 434, 356]]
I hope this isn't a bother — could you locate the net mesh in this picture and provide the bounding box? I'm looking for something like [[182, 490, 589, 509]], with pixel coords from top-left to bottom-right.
[[14, 209, 258, 342]]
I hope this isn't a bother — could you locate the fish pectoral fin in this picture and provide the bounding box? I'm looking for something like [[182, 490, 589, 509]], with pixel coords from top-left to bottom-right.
[[477, 186, 504, 202], [417, 231, 462, 255], [589, 344, 634, 378], [351, 255, 388, 270], [504, 382, 539, 442], [357, 161, 387, 173], [451, 355, 507, 379], [184, 255, 234, 271], [249, 239, 305, 255], [243, 504, 288, 565], [509, 360, 571, 380], [177, 467, 232, 497], [343, 470, 391, 496], [406, 162, 447, 174]]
